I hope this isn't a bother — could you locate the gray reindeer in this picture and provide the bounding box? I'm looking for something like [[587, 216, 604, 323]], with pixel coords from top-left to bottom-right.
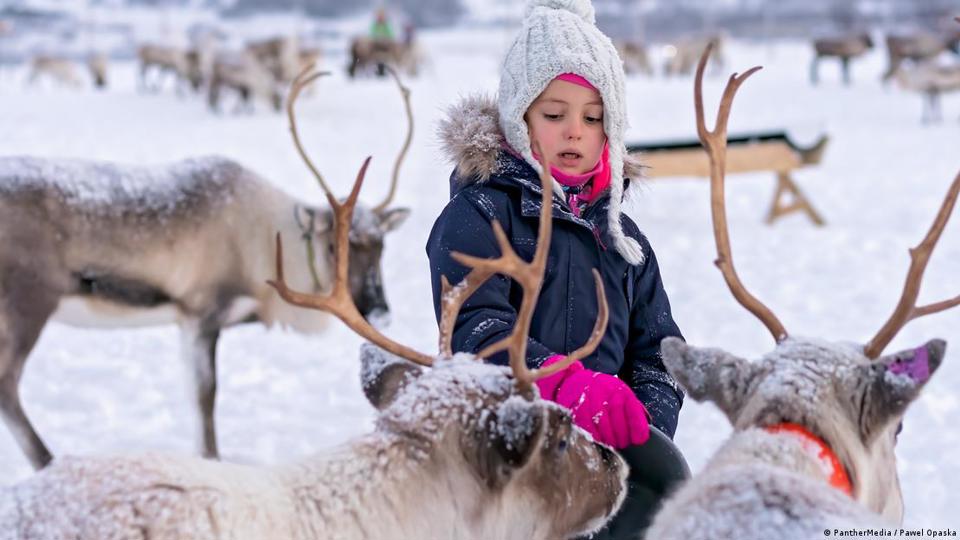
[[647, 47, 958, 538], [810, 33, 874, 86], [0, 69, 413, 470], [0, 66, 627, 540]]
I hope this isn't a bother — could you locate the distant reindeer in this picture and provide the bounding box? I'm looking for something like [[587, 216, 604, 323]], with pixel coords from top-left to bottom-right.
[[894, 63, 960, 123], [347, 36, 420, 78], [617, 41, 653, 76], [137, 44, 201, 93], [0, 66, 627, 540], [246, 35, 300, 84], [87, 51, 108, 89], [662, 34, 725, 77], [882, 30, 960, 82], [810, 33, 874, 85], [25, 55, 83, 88], [207, 51, 285, 113], [647, 46, 959, 539], [0, 69, 414, 470]]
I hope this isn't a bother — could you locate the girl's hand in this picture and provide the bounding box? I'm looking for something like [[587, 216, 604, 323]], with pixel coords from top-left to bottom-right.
[[536, 355, 650, 449]]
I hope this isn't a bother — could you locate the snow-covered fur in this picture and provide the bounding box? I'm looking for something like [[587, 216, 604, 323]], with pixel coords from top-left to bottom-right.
[[647, 337, 946, 539], [0, 156, 409, 469], [495, 0, 644, 264], [0, 346, 628, 540], [438, 93, 644, 201]]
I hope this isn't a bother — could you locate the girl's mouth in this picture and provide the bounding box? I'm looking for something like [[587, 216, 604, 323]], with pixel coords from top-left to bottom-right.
[[558, 152, 582, 166]]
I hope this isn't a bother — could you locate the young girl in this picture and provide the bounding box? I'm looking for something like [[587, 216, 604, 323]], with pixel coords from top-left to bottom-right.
[[427, 0, 683, 449]]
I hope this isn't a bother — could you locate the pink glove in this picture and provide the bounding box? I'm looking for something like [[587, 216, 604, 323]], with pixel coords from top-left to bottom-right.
[[536, 355, 650, 449]]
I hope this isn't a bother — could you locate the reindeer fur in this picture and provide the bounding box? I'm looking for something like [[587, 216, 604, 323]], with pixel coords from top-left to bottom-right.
[[0, 346, 627, 540], [646, 337, 946, 538], [0, 156, 409, 469]]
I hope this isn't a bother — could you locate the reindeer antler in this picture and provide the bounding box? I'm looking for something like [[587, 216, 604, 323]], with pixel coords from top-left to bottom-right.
[[286, 64, 336, 200], [443, 159, 609, 387], [863, 171, 960, 358], [694, 44, 787, 343], [270, 64, 434, 367], [373, 65, 413, 214]]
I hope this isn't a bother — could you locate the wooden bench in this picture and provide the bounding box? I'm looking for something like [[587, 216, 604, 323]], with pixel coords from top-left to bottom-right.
[[627, 131, 829, 225]]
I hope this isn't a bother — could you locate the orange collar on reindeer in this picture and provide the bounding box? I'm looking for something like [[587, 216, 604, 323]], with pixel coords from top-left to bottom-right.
[[764, 423, 853, 497]]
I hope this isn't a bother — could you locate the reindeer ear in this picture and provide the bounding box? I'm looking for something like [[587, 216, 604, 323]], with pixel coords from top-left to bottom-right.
[[857, 339, 946, 443], [295, 205, 333, 234], [377, 207, 410, 234], [660, 336, 758, 421], [360, 343, 423, 410], [471, 396, 545, 489]]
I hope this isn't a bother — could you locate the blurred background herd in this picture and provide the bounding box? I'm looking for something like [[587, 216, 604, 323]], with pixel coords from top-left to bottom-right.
[[1, 0, 958, 121]]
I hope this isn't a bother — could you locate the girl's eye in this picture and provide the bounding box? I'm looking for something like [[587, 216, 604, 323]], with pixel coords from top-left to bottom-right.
[[585, 116, 602, 124], [543, 113, 562, 120]]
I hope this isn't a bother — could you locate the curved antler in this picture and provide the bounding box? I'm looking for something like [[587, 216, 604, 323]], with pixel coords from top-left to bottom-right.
[[270, 66, 434, 367], [373, 65, 413, 214], [694, 44, 787, 343], [446, 159, 609, 387], [286, 64, 336, 200], [863, 171, 960, 358]]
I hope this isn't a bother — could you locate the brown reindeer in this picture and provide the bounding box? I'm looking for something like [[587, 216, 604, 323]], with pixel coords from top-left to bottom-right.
[[0, 66, 413, 470], [207, 50, 283, 113], [246, 35, 300, 84], [137, 44, 201, 93], [810, 32, 874, 85], [347, 36, 420, 78], [647, 45, 958, 538], [0, 65, 627, 540], [882, 30, 960, 82]]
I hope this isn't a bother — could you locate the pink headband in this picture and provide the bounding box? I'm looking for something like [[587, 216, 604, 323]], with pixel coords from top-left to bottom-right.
[[555, 72, 597, 91]]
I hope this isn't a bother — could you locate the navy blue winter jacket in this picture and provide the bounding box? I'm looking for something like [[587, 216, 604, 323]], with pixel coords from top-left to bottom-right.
[[426, 98, 684, 437]]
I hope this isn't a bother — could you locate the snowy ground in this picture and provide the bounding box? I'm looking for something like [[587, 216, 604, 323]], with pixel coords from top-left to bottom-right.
[[1, 28, 958, 528]]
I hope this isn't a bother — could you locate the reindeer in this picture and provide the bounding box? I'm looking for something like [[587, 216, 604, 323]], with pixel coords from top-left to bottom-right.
[[347, 36, 420, 79], [882, 30, 960, 82], [894, 63, 960, 123], [137, 44, 200, 93], [207, 50, 284, 113], [246, 35, 301, 84], [617, 41, 653, 76], [662, 34, 725, 77], [25, 55, 83, 88], [646, 46, 959, 539], [810, 32, 874, 86], [0, 67, 413, 471], [0, 66, 628, 540], [87, 52, 108, 89]]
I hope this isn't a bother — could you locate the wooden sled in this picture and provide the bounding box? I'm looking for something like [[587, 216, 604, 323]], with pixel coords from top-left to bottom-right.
[[627, 131, 829, 225]]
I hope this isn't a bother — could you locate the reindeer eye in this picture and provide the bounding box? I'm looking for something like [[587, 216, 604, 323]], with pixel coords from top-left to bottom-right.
[[557, 438, 568, 452]]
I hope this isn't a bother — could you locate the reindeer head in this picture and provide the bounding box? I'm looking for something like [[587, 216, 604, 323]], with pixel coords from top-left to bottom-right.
[[269, 64, 627, 538], [360, 345, 626, 537], [286, 65, 412, 322], [661, 46, 959, 523]]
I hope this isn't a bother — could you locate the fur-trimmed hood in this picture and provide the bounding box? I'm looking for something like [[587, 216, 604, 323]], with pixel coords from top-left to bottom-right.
[[437, 94, 644, 186]]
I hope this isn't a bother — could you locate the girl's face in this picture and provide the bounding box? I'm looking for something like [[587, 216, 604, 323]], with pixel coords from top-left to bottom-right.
[[525, 79, 606, 175]]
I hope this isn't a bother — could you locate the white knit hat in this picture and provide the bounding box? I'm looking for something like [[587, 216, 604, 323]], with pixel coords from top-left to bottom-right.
[[498, 0, 644, 265]]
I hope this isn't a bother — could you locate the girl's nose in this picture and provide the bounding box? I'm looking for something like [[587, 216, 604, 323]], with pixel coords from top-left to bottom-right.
[[565, 118, 582, 139]]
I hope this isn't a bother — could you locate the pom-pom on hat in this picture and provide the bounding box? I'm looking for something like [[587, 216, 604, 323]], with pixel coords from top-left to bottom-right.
[[498, 0, 644, 264]]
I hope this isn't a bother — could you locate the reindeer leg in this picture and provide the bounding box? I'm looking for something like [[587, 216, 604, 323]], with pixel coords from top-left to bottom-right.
[[178, 317, 221, 459], [809, 56, 819, 85], [0, 271, 61, 470], [841, 57, 851, 86]]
